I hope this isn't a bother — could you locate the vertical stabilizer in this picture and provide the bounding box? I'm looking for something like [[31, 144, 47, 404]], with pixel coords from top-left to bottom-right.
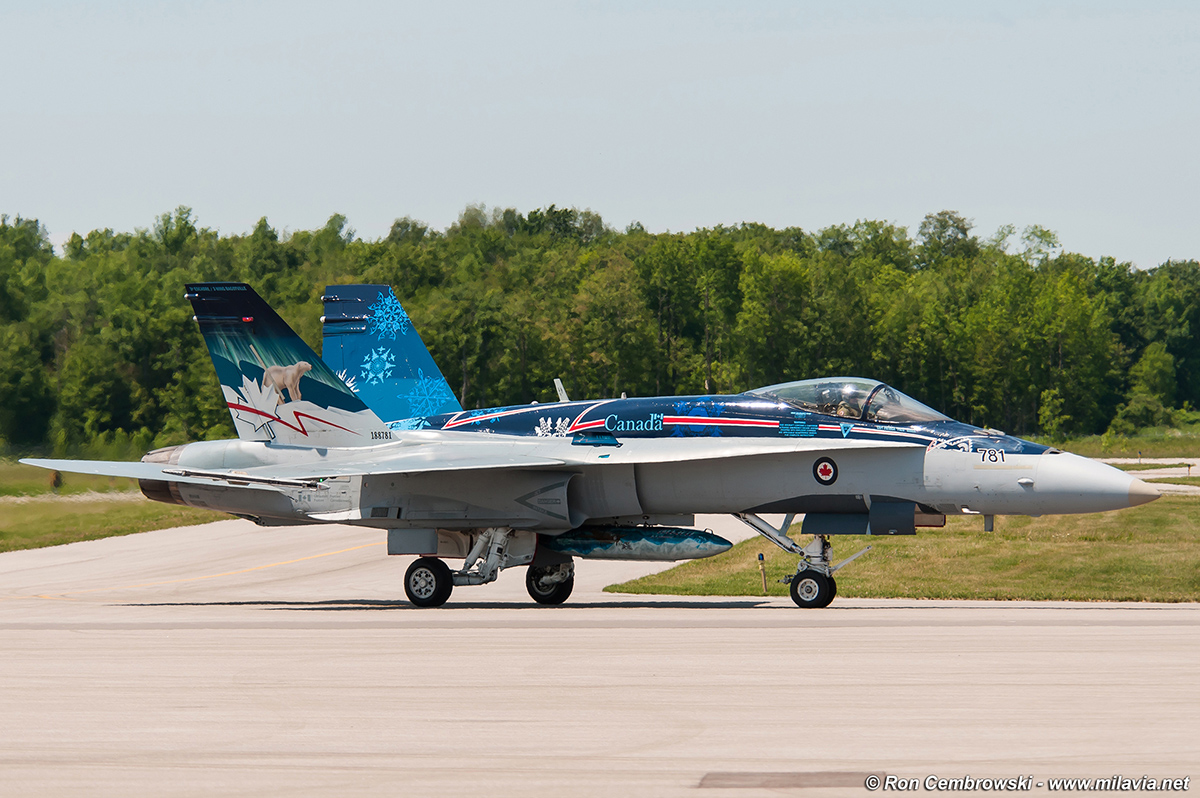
[[321, 285, 462, 428], [186, 283, 390, 447]]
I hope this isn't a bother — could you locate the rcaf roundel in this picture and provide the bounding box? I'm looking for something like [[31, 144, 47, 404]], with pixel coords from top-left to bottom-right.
[[813, 457, 838, 486]]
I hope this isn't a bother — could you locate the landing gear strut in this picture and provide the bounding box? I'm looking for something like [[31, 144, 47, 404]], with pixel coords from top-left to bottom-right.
[[403, 528, 515, 608], [450, 527, 516, 586], [732, 513, 871, 609]]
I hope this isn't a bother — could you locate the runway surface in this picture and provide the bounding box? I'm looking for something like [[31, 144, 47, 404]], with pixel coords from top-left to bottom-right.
[[2, 515, 1197, 797], [1099, 458, 1200, 495]]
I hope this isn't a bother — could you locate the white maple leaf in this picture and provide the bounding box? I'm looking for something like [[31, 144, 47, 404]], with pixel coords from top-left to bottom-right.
[[231, 376, 280, 432]]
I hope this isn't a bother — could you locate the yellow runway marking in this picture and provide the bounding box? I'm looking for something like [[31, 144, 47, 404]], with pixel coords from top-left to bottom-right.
[[4, 540, 385, 602]]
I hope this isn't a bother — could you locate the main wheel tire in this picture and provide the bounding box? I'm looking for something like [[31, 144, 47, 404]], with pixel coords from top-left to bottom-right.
[[820, 575, 837, 608], [404, 557, 453, 607], [789, 569, 834, 608], [526, 565, 574, 605]]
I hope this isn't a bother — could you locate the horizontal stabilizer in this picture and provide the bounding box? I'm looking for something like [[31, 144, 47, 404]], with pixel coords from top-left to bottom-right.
[[17, 458, 281, 489], [21, 458, 331, 492]]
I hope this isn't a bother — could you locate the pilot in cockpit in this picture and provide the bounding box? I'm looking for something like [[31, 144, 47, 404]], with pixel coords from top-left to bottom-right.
[[836, 383, 867, 419], [815, 385, 840, 417]]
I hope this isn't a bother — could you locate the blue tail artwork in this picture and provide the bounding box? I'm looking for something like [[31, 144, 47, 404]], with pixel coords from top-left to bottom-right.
[[321, 285, 462, 428], [186, 283, 389, 447]]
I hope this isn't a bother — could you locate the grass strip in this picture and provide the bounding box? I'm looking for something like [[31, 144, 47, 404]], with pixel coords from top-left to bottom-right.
[[1053, 431, 1200, 458], [1147, 476, 1200, 487], [1111, 462, 1193, 472], [0, 498, 225, 553], [607, 497, 1200, 602]]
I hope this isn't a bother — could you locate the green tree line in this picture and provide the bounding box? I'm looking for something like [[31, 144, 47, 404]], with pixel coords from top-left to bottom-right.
[[1, 206, 1194, 453]]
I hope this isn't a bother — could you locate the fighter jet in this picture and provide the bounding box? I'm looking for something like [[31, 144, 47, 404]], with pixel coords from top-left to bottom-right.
[[22, 282, 1160, 609]]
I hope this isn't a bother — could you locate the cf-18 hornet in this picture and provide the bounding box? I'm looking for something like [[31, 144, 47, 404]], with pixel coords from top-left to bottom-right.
[[23, 283, 1160, 608]]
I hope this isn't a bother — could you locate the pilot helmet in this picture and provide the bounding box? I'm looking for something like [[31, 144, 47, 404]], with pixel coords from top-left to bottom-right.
[[840, 382, 866, 404], [816, 385, 838, 409], [837, 383, 866, 418]]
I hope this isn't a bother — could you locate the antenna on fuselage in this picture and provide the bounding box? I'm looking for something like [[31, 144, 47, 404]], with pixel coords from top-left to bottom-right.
[[553, 378, 570, 403]]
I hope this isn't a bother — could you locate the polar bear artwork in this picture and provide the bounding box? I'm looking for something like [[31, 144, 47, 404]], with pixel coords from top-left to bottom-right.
[[246, 343, 313, 405], [261, 361, 312, 404]]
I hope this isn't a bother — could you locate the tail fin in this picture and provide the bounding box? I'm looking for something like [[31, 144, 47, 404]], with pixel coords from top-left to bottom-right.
[[321, 285, 462, 428], [186, 283, 390, 447]]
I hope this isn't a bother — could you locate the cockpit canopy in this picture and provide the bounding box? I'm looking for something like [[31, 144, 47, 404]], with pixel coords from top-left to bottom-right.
[[745, 377, 950, 424]]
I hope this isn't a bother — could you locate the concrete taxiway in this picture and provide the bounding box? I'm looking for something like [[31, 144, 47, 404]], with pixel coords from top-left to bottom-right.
[[1, 515, 1197, 797], [1100, 458, 1200, 495]]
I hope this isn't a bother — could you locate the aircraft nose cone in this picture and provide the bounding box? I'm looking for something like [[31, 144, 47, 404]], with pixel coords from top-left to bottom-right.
[[1033, 453, 1164, 513], [1128, 478, 1161, 507]]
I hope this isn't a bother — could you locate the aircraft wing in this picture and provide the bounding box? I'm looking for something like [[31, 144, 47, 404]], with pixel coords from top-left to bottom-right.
[[538, 435, 923, 466], [22, 435, 921, 491], [213, 443, 572, 481], [19, 444, 572, 491], [190, 434, 922, 482]]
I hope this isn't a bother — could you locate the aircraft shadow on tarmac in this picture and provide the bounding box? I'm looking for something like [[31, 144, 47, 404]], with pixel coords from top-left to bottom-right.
[[121, 598, 772, 611]]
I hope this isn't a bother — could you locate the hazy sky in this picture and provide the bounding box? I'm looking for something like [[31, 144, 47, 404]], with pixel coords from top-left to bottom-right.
[[2, 1, 1197, 267]]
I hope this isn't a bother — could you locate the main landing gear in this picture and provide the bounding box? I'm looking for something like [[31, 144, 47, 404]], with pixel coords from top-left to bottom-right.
[[402, 528, 576, 608], [404, 557, 454, 607], [733, 513, 871, 609], [526, 562, 575, 605]]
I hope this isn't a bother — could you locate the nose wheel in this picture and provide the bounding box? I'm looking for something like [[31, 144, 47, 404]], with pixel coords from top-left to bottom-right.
[[788, 570, 836, 608], [733, 515, 869, 609]]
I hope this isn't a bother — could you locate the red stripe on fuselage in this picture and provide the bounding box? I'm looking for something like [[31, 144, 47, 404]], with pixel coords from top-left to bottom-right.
[[662, 416, 779, 428], [443, 406, 543, 429], [568, 413, 780, 433], [568, 419, 608, 432], [566, 400, 617, 433]]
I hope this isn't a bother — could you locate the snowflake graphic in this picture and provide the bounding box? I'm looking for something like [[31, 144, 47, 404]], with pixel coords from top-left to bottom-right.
[[335, 369, 360, 393], [360, 347, 396, 386], [535, 417, 571, 437], [927, 435, 975, 453], [670, 400, 727, 437], [388, 417, 429, 431], [367, 290, 410, 340], [402, 368, 457, 417]]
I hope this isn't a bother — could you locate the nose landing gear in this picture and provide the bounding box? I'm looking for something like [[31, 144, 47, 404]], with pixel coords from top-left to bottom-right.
[[783, 534, 838, 608], [733, 513, 871, 608], [787, 569, 837, 608]]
